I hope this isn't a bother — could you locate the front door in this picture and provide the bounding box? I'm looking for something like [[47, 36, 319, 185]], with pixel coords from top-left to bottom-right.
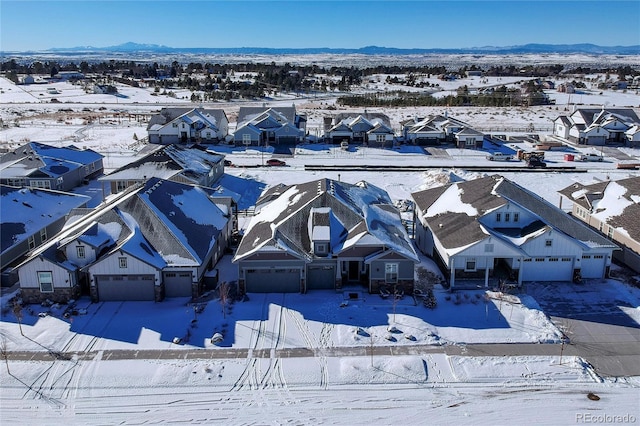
[[348, 261, 360, 282]]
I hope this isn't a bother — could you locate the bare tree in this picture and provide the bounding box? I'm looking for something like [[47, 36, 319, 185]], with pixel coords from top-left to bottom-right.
[[218, 281, 231, 319], [0, 336, 10, 375], [558, 319, 574, 365], [12, 302, 24, 337]]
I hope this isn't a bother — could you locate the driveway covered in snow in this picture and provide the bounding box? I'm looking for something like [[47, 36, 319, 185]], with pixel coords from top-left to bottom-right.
[[526, 279, 640, 376]]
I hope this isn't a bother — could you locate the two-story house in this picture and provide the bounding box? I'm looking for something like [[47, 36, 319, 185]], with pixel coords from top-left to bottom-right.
[[147, 108, 229, 144], [233, 106, 306, 146]]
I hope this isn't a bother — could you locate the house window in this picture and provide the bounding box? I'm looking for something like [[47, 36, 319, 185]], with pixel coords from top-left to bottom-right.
[[607, 226, 614, 238], [496, 213, 501, 222], [513, 212, 519, 222], [77, 246, 85, 259], [385, 263, 398, 284], [242, 134, 252, 144], [598, 222, 604, 232], [465, 259, 476, 271], [545, 239, 552, 247], [56, 177, 64, 186], [30, 180, 51, 189], [118, 257, 127, 268], [549, 258, 559, 262], [535, 258, 545, 262], [38, 271, 53, 293], [376, 134, 386, 144], [315, 242, 328, 256], [172, 123, 178, 128], [28, 235, 35, 249], [40, 229, 47, 242], [561, 258, 572, 262], [116, 181, 128, 192], [505, 213, 510, 222], [465, 138, 476, 146]]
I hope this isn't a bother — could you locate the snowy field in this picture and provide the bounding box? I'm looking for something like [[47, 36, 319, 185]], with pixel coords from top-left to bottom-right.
[[1, 73, 639, 424]]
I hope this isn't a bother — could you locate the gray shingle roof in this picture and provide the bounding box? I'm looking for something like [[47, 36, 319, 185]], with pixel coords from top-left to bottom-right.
[[560, 176, 640, 243], [147, 108, 227, 131], [234, 178, 417, 262], [412, 175, 616, 251]]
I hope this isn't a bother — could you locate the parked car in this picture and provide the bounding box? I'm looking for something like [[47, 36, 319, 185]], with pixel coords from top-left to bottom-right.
[[223, 159, 233, 167], [579, 153, 604, 162], [486, 152, 513, 161], [527, 157, 547, 168], [266, 159, 286, 167]]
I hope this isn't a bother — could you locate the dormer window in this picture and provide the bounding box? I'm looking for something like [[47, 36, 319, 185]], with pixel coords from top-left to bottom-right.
[[314, 242, 328, 256]]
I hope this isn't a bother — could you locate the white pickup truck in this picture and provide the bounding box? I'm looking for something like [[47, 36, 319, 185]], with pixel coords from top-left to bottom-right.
[[486, 152, 513, 161], [579, 153, 604, 162]]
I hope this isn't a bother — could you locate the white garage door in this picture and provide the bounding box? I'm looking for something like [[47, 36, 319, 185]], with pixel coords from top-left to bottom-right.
[[164, 272, 193, 297], [580, 254, 606, 279], [521, 257, 573, 282], [95, 275, 155, 301]]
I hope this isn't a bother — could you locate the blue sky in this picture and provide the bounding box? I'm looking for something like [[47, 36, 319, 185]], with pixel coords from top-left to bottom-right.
[[1, 1, 639, 51]]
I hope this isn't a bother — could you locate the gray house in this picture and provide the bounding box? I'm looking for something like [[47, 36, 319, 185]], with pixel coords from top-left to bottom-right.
[[1, 185, 90, 274], [401, 114, 484, 148], [0, 142, 104, 191], [325, 113, 393, 144], [233, 106, 306, 146], [233, 178, 418, 294], [100, 144, 225, 194], [17, 178, 234, 303]]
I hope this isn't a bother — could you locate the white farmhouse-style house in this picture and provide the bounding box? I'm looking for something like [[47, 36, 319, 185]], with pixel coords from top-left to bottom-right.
[[411, 175, 618, 289], [147, 108, 229, 144]]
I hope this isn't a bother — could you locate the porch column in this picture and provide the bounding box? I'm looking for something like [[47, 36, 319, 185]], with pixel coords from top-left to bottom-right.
[[449, 258, 455, 289], [484, 261, 490, 288], [518, 257, 523, 286]]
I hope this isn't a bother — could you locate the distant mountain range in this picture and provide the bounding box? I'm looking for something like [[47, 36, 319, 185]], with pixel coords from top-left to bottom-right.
[[41, 42, 640, 55]]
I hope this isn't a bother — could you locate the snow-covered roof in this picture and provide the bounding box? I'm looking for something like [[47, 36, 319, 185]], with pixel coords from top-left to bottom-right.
[[0, 185, 90, 256], [560, 177, 640, 242], [147, 108, 227, 131], [412, 175, 616, 254], [102, 144, 222, 184], [0, 142, 103, 179], [234, 178, 417, 262], [128, 178, 228, 266]]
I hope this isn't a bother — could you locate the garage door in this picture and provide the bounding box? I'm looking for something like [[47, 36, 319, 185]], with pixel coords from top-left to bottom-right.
[[276, 136, 297, 144], [164, 272, 193, 297], [307, 266, 336, 290], [245, 269, 300, 293], [580, 254, 606, 279], [521, 257, 573, 282], [95, 275, 155, 301]]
